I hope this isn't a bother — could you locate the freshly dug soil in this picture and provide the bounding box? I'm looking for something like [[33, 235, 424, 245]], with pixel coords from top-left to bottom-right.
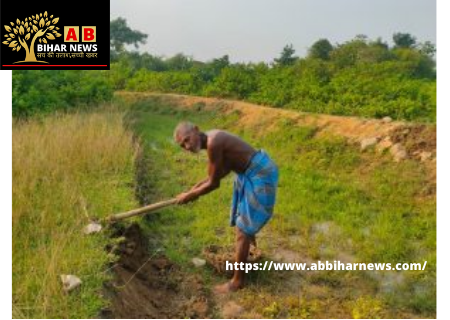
[[102, 224, 211, 319], [203, 244, 263, 276]]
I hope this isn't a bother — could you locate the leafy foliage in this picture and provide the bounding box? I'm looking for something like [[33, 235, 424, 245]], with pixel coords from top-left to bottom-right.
[[273, 44, 298, 66], [12, 30, 436, 122], [308, 38, 334, 60], [203, 65, 259, 99], [122, 34, 435, 122], [393, 32, 417, 49], [125, 69, 202, 94], [110, 17, 147, 60], [12, 70, 113, 117]]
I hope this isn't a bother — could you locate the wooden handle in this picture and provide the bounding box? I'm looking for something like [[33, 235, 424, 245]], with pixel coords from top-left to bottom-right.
[[107, 198, 177, 222]]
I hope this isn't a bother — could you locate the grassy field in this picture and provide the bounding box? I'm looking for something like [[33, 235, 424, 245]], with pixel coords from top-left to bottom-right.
[[119, 94, 436, 318], [12, 94, 436, 318], [12, 110, 138, 318]]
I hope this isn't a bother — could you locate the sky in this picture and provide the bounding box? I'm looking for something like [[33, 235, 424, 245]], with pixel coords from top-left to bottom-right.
[[110, 0, 436, 63]]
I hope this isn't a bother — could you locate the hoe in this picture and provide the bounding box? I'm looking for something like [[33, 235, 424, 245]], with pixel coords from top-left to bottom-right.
[[84, 198, 177, 234]]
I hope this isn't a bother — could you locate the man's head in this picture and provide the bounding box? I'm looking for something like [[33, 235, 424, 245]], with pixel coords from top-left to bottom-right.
[[173, 122, 202, 153]]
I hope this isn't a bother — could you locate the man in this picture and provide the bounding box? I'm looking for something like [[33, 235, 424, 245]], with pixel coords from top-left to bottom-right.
[[174, 122, 279, 294]]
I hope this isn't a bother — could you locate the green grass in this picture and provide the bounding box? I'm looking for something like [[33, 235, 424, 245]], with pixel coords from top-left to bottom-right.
[[122, 94, 436, 318]]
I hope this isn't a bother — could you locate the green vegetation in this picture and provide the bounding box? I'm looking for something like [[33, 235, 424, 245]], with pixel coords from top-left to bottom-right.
[[110, 17, 147, 61], [120, 41, 436, 121], [120, 95, 436, 317], [112, 31, 435, 122], [11, 23, 435, 122], [12, 110, 137, 318], [12, 70, 113, 117]]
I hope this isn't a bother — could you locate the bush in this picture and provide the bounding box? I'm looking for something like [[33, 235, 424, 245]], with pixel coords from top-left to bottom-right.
[[85, 34, 438, 122], [12, 70, 113, 118], [126, 69, 202, 94], [202, 65, 258, 99]]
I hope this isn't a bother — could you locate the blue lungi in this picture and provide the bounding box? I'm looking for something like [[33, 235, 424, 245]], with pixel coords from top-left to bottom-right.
[[230, 150, 279, 236]]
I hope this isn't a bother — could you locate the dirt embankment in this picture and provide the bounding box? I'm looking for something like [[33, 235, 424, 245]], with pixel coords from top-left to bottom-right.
[[119, 91, 436, 187], [118, 91, 436, 163]]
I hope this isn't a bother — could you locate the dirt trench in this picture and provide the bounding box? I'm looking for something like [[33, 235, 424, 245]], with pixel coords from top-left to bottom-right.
[[99, 139, 213, 319], [101, 224, 211, 319]]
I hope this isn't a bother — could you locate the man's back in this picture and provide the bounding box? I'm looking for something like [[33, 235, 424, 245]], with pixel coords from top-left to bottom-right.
[[206, 130, 256, 174]]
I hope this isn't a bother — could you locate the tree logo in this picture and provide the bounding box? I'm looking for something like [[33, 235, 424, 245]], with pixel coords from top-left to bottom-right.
[[2, 11, 61, 63]]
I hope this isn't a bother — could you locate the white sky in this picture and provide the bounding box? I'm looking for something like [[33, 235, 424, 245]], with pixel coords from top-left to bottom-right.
[[110, 0, 436, 63]]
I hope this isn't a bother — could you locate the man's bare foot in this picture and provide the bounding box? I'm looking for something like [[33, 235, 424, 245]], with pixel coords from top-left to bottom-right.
[[213, 281, 242, 295]]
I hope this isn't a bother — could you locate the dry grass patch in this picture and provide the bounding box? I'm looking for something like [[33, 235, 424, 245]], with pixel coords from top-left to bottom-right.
[[12, 109, 137, 318]]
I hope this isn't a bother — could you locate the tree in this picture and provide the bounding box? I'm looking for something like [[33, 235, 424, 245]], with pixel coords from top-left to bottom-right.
[[210, 55, 230, 73], [2, 12, 61, 63], [372, 37, 389, 50], [308, 39, 334, 60], [356, 38, 392, 63], [274, 44, 298, 66], [110, 17, 147, 58], [192, 55, 230, 82], [204, 65, 258, 99], [418, 41, 436, 58], [136, 53, 167, 71], [165, 53, 194, 71], [393, 32, 417, 49], [329, 37, 368, 68]]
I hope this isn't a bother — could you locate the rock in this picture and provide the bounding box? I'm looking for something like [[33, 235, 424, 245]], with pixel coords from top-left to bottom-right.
[[376, 136, 393, 152], [60, 275, 82, 293], [360, 137, 379, 151], [83, 222, 102, 234], [390, 143, 408, 162], [419, 151, 433, 161], [192, 257, 206, 268], [402, 128, 411, 135], [382, 116, 393, 123]]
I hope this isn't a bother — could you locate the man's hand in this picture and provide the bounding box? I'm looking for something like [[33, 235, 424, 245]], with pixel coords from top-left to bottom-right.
[[176, 192, 198, 205]]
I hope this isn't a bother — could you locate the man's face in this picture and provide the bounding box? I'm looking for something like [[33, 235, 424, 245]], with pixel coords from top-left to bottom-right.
[[177, 128, 201, 153]]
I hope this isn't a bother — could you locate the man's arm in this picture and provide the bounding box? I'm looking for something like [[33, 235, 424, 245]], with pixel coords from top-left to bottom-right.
[[176, 141, 229, 204], [189, 178, 209, 191]]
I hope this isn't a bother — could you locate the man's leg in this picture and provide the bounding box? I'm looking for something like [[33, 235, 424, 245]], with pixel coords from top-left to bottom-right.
[[214, 227, 252, 294], [230, 227, 251, 289], [249, 234, 257, 248]]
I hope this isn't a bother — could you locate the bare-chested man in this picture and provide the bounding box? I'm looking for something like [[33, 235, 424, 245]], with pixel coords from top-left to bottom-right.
[[174, 122, 279, 294]]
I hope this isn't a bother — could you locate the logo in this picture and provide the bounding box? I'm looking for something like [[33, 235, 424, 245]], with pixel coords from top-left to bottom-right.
[[2, 12, 61, 64], [1, 1, 110, 70]]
